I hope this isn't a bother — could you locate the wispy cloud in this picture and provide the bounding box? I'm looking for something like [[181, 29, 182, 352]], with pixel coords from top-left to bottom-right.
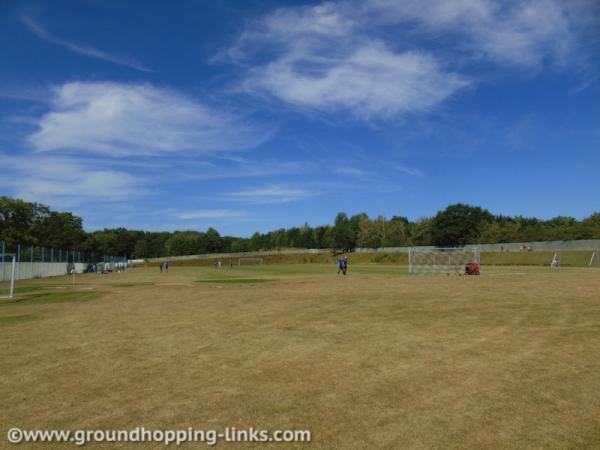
[[365, 0, 581, 68], [243, 42, 468, 119], [223, 0, 591, 118], [394, 165, 424, 177], [179, 158, 314, 181], [28, 81, 272, 156], [177, 209, 247, 220], [0, 153, 146, 208], [21, 15, 154, 73], [221, 185, 315, 204]]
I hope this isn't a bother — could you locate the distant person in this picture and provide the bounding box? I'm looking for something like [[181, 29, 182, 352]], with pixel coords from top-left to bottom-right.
[[165, 261, 169, 272], [337, 256, 347, 276], [160, 262, 163, 273]]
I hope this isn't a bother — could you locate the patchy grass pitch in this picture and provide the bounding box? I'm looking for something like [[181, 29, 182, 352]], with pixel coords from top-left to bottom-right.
[[1, 264, 600, 449]]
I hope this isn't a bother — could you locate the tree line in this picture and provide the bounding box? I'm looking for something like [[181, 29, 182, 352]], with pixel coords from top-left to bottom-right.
[[1, 196, 599, 260]]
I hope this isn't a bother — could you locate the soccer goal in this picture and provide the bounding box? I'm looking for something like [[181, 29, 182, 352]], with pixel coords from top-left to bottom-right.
[[408, 248, 480, 275], [238, 257, 264, 266], [0, 253, 17, 299]]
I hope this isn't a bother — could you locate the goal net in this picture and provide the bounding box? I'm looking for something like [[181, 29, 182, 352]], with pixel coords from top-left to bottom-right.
[[409, 248, 480, 275], [238, 257, 264, 266], [0, 253, 16, 298]]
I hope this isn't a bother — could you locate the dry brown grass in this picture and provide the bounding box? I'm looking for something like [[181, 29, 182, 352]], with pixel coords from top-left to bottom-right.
[[1, 265, 600, 449]]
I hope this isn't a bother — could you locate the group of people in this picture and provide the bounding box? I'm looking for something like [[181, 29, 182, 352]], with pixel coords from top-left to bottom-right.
[[159, 261, 170, 273]]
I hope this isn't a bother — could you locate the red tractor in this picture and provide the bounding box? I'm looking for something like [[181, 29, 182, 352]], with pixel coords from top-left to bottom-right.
[[465, 262, 480, 275]]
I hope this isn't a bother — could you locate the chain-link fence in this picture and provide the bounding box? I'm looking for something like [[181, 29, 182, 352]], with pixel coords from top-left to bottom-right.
[[0, 241, 127, 281]]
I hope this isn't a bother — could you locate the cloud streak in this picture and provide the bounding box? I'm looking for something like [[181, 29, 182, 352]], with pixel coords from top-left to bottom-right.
[[221, 186, 315, 204], [28, 82, 272, 156], [177, 210, 247, 220], [0, 153, 146, 208], [21, 15, 154, 73]]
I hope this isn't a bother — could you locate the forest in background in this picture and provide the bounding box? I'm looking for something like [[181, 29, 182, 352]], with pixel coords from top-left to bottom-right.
[[1, 196, 600, 260]]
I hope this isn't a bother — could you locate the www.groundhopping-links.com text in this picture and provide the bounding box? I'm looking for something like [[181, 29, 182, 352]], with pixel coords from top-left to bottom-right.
[[7, 426, 312, 446]]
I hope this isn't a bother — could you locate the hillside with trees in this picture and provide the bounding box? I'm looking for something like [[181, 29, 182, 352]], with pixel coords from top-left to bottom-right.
[[1, 196, 599, 259]]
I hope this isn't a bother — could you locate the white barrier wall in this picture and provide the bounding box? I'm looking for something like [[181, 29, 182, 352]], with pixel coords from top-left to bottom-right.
[[0, 262, 87, 281]]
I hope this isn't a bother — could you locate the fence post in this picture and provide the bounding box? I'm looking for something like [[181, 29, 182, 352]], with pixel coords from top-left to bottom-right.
[[16, 243, 20, 280]]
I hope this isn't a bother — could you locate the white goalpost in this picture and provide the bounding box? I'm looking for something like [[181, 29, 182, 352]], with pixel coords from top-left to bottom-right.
[[589, 251, 600, 267], [408, 248, 480, 275], [0, 253, 17, 299], [238, 257, 264, 266]]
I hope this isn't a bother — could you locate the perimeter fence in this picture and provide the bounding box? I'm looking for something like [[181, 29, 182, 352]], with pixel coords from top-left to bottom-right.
[[0, 241, 126, 281]]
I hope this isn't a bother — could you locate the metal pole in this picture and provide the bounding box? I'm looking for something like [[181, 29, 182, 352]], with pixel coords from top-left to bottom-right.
[[16, 243, 20, 280], [9, 255, 16, 298]]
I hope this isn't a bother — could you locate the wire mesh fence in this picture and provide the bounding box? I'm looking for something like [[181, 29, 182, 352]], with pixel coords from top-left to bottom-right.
[[0, 241, 127, 282]]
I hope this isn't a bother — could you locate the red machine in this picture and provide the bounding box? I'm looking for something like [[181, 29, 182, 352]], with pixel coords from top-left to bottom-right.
[[465, 262, 480, 275]]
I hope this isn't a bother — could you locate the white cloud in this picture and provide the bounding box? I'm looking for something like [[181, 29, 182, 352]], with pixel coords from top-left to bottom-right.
[[222, 186, 314, 204], [28, 82, 272, 156], [21, 16, 153, 72], [244, 42, 468, 118], [366, 0, 579, 67], [177, 210, 247, 220], [225, 0, 590, 118], [0, 154, 145, 208]]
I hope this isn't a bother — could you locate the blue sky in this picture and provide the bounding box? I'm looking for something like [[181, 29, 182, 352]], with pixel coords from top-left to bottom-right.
[[1, 0, 599, 236]]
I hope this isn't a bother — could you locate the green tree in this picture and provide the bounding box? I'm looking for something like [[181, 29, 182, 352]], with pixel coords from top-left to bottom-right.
[[431, 204, 493, 246], [332, 212, 354, 250]]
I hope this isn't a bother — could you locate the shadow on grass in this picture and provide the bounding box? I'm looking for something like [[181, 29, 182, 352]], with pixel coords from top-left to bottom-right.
[[0, 290, 103, 306]]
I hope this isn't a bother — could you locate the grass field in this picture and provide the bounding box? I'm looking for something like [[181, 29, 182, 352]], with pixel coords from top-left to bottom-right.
[[2, 264, 600, 449]]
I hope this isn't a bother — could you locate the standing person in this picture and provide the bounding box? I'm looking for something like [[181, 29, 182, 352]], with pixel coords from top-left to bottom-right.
[[337, 257, 347, 276], [160, 262, 163, 273], [165, 261, 169, 272]]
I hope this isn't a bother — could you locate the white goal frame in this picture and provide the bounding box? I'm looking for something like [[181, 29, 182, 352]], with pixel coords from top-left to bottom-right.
[[408, 248, 480, 275], [238, 257, 264, 266], [0, 253, 16, 299]]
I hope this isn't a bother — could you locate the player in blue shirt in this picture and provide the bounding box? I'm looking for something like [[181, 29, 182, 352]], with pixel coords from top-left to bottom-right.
[[337, 256, 348, 275]]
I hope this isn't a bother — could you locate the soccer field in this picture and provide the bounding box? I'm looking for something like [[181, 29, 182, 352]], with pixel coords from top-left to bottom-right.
[[2, 264, 600, 449]]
